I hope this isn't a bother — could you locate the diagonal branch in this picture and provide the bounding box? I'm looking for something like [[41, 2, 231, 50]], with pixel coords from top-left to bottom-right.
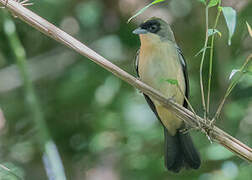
[[0, 0, 252, 162]]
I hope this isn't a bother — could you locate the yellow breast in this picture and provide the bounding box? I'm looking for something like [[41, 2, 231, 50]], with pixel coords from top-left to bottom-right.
[[138, 34, 186, 135]]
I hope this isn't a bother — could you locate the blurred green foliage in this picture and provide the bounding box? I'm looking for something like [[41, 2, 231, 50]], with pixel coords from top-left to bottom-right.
[[0, 0, 251, 180]]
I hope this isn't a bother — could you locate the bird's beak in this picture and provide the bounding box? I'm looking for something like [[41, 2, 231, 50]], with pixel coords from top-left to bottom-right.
[[132, 27, 148, 34]]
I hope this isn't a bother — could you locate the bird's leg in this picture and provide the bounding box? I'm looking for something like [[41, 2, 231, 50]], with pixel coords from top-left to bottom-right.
[[179, 127, 190, 134], [179, 120, 202, 134], [179, 126, 201, 134]]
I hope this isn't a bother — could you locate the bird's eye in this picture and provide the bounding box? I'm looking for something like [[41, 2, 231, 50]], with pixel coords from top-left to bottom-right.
[[148, 24, 158, 33]]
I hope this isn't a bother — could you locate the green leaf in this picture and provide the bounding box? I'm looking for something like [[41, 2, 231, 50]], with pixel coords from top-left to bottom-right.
[[127, 0, 166, 23], [222, 7, 237, 45], [230, 55, 252, 80], [152, 0, 166, 5], [162, 79, 178, 85], [208, 29, 222, 37], [229, 67, 252, 81], [208, 0, 219, 8], [194, 46, 211, 57], [229, 69, 241, 80]]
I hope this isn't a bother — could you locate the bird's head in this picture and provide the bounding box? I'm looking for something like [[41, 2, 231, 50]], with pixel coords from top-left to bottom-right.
[[133, 17, 175, 44]]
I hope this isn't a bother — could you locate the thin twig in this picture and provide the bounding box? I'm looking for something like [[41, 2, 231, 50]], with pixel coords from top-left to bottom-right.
[[0, 0, 251, 162], [206, 1, 222, 118], [199, 7, 209, 120]]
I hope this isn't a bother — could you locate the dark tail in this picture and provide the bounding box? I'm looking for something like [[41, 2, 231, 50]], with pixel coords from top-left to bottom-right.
[[164, 128, 201, 173]]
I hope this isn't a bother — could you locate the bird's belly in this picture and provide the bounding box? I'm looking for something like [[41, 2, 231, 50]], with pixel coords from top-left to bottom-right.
[[138, 46, 185, 135], [155, 105, 182, 135]]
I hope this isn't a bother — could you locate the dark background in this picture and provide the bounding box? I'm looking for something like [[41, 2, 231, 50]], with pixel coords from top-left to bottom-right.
[[0, 0, 251, 179]]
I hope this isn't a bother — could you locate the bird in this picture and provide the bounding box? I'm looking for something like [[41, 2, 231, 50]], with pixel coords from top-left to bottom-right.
[[133, 17, 201, 173]]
